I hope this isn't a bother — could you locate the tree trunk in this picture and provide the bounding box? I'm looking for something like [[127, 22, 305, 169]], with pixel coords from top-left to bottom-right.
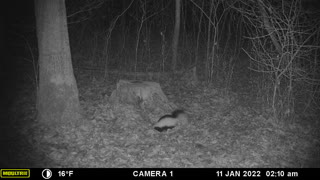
[[34, 0, 81, 125], [172, 0, 181, 71], [257, 0, 282, 54]]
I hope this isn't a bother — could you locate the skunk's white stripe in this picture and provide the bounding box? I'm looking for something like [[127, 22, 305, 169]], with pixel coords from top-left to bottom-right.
[[153, 110, 187, 132], [154, 117, 178, 127]]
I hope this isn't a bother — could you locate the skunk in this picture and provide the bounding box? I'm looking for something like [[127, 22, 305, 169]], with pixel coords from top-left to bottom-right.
[[153, 110, 188, 132]]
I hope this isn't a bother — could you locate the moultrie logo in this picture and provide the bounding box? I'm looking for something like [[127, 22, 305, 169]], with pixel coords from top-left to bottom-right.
[[0, 169, 30, 178]]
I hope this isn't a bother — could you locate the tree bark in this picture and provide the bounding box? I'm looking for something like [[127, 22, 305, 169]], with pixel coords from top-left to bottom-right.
[[257, 0, 282, 54], [34, 0, 81, 125], [172, 0, 181, 71]]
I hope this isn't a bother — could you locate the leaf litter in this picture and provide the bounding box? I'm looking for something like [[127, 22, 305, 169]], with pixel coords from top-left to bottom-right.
[[6, 73, 320, 168]]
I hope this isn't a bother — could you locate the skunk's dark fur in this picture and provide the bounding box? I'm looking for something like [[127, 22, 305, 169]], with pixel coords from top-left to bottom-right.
[[154, 110, 187, 132]]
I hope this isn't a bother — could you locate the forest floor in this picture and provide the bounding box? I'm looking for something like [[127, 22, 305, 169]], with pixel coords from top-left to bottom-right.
[[1, 60, 320, 168]]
